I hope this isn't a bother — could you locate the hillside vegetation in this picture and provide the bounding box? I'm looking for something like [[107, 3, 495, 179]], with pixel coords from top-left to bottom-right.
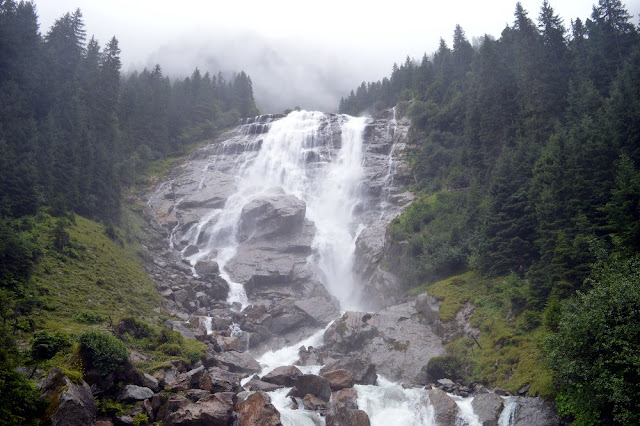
[[342, 0, 640, 423]]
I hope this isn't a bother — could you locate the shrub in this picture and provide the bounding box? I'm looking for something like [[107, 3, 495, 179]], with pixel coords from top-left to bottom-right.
[[77, 330, 128, 375], [157, 343, 182, 356], [76, 311, 105, 324], [424, 355, 464, 382], [31, 330, 72, 361], [116, 317, 155, 339]]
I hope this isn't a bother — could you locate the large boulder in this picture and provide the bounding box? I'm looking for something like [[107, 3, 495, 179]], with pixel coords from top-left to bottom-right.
[[198, 367, 243, 393], [321, 357, 377, 385], [214, 350, 261, 374], [117, 385, 154, 402], [261, 365, 302, 387], [163, 393, 235, 425], [512, 397, 560, 426], [325, 407, 371, 426], [294, 297, 341, 325], [322, 369, 355, 391], [472, 392, 504, 426], [427, 389, 460, 426], [152, 394, 190, 423], [236, 391, 282, 426], [38, 368, 96, 426], [331, 388, 359, 410], [167, 366, 205, 392], [244, 376, 284, 392], [238, 194, 306, 241], [290, 374, 332, 402]]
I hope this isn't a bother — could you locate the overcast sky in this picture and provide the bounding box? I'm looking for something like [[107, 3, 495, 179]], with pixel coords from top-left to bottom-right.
[[34, 0, 640, 113]]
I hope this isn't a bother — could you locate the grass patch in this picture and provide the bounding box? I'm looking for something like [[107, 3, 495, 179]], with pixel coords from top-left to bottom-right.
[[26, 214, 161, 333], [411, 271, 554, 397]]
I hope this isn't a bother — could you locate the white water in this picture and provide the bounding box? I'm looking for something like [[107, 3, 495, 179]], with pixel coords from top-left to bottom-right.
[[380, 106, 399, 218], [184, 110, 368, 310]]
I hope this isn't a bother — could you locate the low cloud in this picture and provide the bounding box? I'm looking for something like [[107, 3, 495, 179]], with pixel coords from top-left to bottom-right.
[[136, 31, 400, 114]]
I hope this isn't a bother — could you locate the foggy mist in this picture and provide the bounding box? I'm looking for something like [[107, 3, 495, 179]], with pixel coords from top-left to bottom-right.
[[139, 32, 398, 114]]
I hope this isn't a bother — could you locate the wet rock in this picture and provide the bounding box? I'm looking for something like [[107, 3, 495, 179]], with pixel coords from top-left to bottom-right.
[[302, 393, 328, 411], [238, 194, 306, 241], [167, 365, 205, 392], [325, 407, 371, 426], [331, 387, 359, 410], [214, 350, 261, 374], [117, 385, 154, 402], [322, 369, 356, 391], [427, 389, 460, 426], [472, 392, 504, 426], [512, 397, 560, 426], [164, 320, 197, 340], [244, 376, 284, 392], [236, 391, 282, 426], [194, 259, 219, 277], [141, 372, 160, 393], [321, 357, 377, 385], [290, 374, 332, 402], [38, 368, 96, 426], [198, 367, 243, 393], [113, 415, 134, 426], [261, 365, 302, 387], [294, 296, 341, 325], [152, 394, 190, 423], [323, 304, 446, 384], [415, 293, 440, 325], [163, 393, 235, 425]]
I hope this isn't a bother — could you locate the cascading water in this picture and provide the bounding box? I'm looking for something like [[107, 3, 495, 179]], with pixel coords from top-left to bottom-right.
[[182, 110, 367, 310]]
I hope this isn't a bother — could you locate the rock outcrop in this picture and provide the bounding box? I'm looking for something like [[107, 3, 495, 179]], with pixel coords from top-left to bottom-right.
[[38, 368, 97, 426]]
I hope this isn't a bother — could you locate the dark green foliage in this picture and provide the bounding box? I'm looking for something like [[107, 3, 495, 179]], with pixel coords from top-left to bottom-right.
[[30, 330, 72, 361], [116, 317, 155, 339], [0, 325, 43, 425], [424, 354, 464, 382], [0, 219, 38, 289], [0, 4, 259, 223], [546, 255, 640, 424], [77, 329, 128, 375], [0, 366, 43, 425]]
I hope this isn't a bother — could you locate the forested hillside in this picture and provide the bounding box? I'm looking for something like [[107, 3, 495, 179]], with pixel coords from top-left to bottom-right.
[[341, 0, 639, 423], [0, 2, 258, 222], [0, 2, 259, 423]]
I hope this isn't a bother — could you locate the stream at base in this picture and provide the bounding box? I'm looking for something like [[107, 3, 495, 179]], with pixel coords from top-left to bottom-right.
[[242, 323, 518, 426]]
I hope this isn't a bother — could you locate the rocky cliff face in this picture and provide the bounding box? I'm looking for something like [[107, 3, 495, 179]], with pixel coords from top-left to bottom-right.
[[146, 109, 412, 332]]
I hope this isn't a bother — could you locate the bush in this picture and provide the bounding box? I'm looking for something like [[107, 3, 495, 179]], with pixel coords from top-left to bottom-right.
[[116, 317, 155, 339], [157, 343, 182, 356], [77, 330, 128, 375], [424, 355, 464, 382], [31, 330, 71, 361], [76, 311, 105, 324]]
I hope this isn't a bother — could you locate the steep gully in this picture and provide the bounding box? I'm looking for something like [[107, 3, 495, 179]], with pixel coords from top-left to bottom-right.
[[143, 110, 557, 425]]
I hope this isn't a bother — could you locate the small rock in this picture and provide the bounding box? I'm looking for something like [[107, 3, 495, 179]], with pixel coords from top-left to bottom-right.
[[322, 369, 356, 391], [302, 394, 328, 411], [118, 385, 154, 402]]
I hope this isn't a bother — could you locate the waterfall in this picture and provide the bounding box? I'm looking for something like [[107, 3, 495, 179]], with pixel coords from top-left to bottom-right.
[[183, 110, 367, 310]]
